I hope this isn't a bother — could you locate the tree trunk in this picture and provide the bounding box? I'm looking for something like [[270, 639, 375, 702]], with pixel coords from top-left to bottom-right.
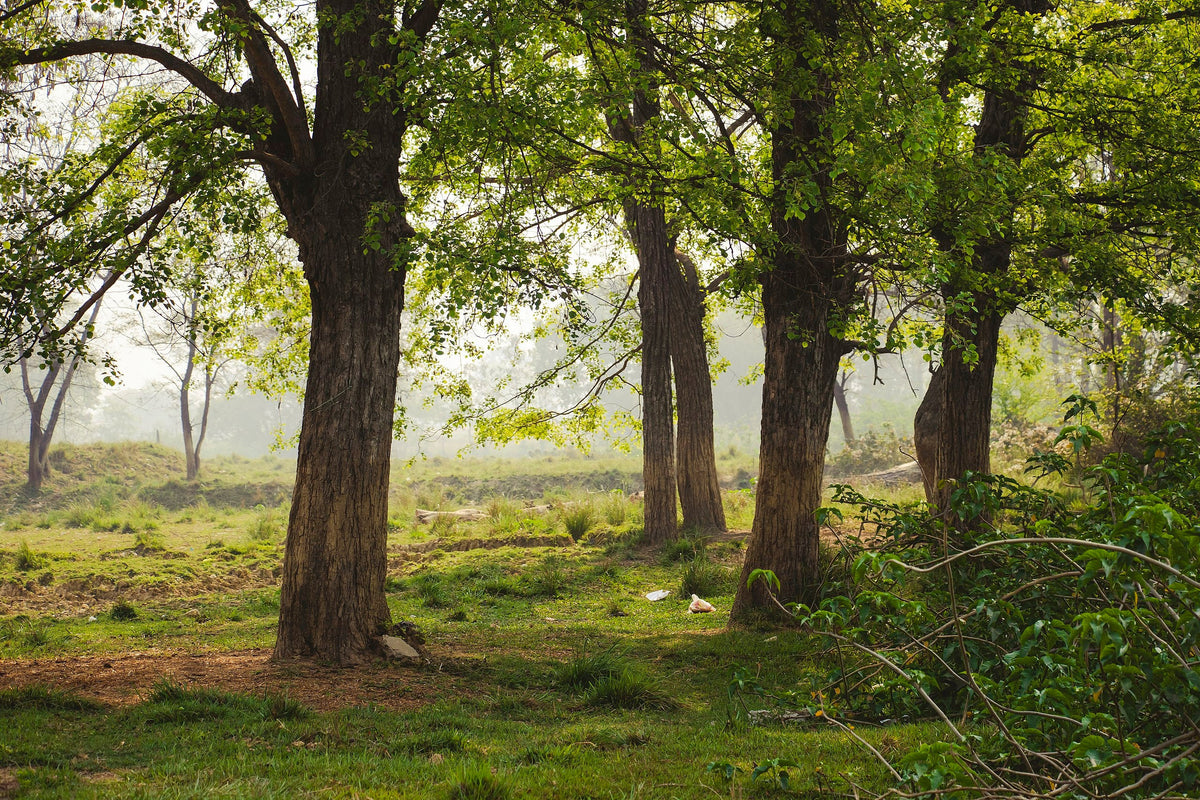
[[732, 0, 849, 615], [913, 367, 944, 504], [832, 374, 855, 445], [274, 224, 405, 664], [181, 316, 199, 481], [636, 203, 679, 545], [670, 251, 725, 532], [271, 0, 419, 664], [26, 418, 49, 494], [732, 270, 845, 615], [934, 306, 1003, 513]]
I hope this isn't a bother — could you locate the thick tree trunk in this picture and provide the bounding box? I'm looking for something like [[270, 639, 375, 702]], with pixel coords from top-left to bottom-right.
[[274, 227, 405, 664], [636, 203, 679, 545], [670, 252, 725, 532], [732, 0, 849, 615], [913, 367, 944, 504], [934, 306, 1003, 513], [832, 374, 855, 445], [732, 279, 844, 614], [270, 0, 419, 664]]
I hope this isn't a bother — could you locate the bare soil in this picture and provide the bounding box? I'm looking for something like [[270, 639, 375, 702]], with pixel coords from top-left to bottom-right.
[[0, 647, 453, 712]]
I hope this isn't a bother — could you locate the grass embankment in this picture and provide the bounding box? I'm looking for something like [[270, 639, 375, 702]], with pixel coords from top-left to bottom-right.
[[0, 441, 936, 799]]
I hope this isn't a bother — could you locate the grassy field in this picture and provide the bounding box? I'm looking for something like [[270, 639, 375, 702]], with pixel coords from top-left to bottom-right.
[[0, 441, 938, 799]]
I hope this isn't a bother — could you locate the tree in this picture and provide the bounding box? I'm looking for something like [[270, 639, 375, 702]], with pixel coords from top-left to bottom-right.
[[1, 0, 446, 663], [19, 298, 104, 493]]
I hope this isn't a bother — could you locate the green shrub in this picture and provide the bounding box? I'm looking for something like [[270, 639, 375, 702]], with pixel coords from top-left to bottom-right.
[[601, 492, 628, 526], [133, 529, 166, 551]]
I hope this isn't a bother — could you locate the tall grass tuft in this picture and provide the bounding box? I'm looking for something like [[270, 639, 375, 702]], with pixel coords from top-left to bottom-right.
[[248, 504, 284, 542], [561, 503, 596, 541], [446, 764, 512, 800], [15, 540, 45, 571]]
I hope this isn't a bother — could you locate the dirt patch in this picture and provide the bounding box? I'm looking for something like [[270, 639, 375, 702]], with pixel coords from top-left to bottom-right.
[[0, 648, 449, 713]]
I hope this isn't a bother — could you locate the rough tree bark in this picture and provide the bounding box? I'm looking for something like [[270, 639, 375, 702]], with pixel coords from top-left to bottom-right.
[[731, 0, 852, 616], [913, 367, 944, 504], [924, 0, 1046, 515], [670, 251, 726, 532], [267, 0, 435, 663]]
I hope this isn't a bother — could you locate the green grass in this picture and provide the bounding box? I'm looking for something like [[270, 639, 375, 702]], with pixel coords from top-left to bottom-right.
[[0, 440, 952, 798]]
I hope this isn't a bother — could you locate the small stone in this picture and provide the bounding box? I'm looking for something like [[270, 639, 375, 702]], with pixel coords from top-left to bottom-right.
[[381, 635, 419, 659]]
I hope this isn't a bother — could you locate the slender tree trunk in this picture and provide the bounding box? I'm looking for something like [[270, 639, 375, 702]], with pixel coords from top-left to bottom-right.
[[731, 0, 850, 616], [635, 204, 679, 545], [670, 251, 725, 532], [914, 367, 944, 504], [181, 312, 200, 480], [832, 373, 855, 445], [26, 415, 49, 494], [610, 0, 678, 544]]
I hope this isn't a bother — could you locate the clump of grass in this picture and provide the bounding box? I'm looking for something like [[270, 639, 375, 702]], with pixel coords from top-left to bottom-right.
[[264, 692, 311, 721], [0, 684, 101, 712], [15, 540, 45, 571], [134, 528, 166, 551], [405, 728, 467, 755], [680, 557, 735, 598], [520, 556, 568, 598], [110, 601, 139, 621], [412, 572, 451, 608], [561, 503, 596, 541], [583, 667, 676, 711], [248, 504, 283, 542], [601, 492, 628, 526], [446, 608, 469, 622], [659, 532, 706, 564], [554, 649, 626, 691], [446, 764, 511, 800]]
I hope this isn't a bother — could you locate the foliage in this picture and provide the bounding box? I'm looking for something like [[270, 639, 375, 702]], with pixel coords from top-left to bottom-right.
[[743, 413, 1200, 800]]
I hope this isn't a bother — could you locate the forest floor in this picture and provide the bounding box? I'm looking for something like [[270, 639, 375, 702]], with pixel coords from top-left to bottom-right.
[[0, 442, 931, 800]]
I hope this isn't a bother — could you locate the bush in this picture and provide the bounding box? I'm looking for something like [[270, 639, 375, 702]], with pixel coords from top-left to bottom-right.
[[742, 413, 1200, 800], [248, 504, 283, 542]]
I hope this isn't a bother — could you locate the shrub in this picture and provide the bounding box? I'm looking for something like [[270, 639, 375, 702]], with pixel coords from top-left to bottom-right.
[[742, 412, 1200, 800]]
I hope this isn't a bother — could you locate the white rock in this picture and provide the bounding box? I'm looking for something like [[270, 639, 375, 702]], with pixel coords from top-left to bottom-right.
[[381, 635, 420, 659]]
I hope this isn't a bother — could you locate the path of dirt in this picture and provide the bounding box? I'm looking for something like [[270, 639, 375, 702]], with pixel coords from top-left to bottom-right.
[[0, 648, 452, 712]]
